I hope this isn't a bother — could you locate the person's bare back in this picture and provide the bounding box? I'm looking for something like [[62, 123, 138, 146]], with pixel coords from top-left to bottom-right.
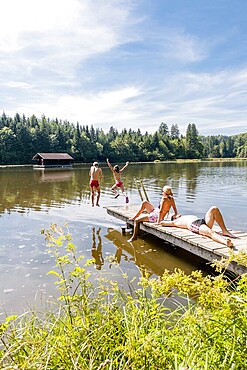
[[89, 162, 102, 182], [89, 162, 102, 207], [90, 165, 101, 181]]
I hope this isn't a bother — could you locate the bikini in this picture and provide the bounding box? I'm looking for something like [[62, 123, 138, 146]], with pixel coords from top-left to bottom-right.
[[148, 197, 172, 223], [148, 208, 160, 223], [189, 218, 206, 234]]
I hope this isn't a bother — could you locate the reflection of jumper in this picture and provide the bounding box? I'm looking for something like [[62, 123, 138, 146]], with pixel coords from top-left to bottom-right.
[[92, 227, 104, 270], [189, 218, 206, 234]]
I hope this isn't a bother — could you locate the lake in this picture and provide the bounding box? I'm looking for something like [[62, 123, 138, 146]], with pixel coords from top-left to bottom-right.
[[0, 160, 246, 315]]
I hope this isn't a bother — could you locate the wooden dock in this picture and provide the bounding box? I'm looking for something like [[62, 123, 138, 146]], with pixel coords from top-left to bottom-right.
[[105, 205, 247, 275]]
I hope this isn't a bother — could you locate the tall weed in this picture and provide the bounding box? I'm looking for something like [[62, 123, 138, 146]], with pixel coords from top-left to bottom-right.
[[0, 224, 246, 369]]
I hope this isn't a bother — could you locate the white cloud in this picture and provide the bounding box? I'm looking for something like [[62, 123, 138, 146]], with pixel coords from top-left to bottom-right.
[[151, 69, 247, 134], [6, 67, 246, 135], [7, 85, 143, 127], [0, 0, 136, 78], [3, 67, 247, 135], [157, 29, 209, 63], [0, 1, 246, 136], [3, 81, 32, 89], [0, 0, 139, 120], [0, 0, 78, 52]]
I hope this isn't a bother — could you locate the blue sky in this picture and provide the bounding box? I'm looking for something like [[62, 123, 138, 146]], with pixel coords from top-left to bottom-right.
[[1, 0, 247, 136]]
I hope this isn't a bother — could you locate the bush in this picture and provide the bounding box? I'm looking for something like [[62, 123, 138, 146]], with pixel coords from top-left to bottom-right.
[[1, 224, 246, 369]]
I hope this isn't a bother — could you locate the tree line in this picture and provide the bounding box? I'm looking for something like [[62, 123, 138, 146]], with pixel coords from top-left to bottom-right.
[[0, 112, 246, 165]]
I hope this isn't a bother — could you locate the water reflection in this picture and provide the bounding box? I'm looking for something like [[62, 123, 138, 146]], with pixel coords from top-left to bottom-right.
[[91, 227, 104, 270], [1, 161, 246, 219], [109, 247, 123, 268], [105, 228, 201, 276], [38, 169, 73, 182], [0, 161, 246, 313], [182, 163, 200, 202]]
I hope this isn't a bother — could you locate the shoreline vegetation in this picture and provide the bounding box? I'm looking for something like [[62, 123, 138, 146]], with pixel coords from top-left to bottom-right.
[[1, 224, 247, 369], [0, 157, 246, 169], [0, 113, 246, 165]]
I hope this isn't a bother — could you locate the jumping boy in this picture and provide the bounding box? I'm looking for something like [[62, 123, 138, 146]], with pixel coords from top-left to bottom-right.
[[106, 158, 129, 203]]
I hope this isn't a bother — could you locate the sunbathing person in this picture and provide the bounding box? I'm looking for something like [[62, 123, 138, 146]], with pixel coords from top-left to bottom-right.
[[160, 206, 235, 248], [128, 186, 180, 242]]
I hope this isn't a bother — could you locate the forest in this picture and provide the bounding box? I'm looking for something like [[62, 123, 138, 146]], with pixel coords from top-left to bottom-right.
[[0, 112, 246, 164]]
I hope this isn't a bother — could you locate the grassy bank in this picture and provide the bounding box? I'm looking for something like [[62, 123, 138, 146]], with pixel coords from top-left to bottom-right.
[[1, 225, 247, 369]]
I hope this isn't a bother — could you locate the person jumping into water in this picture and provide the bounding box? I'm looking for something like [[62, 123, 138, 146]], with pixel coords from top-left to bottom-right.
[[106, 158, 129, 203]]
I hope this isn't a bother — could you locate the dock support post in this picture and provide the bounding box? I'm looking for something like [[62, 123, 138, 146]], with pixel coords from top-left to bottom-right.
[[121, 226, 126, 235]]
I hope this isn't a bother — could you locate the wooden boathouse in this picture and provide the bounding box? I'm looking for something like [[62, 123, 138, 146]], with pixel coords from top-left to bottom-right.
[[32, 153, 74, 169], [106, 205, 247, 275]]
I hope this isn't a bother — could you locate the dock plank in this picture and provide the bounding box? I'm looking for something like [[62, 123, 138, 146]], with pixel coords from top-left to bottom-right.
[[105, 205, 247, 275]]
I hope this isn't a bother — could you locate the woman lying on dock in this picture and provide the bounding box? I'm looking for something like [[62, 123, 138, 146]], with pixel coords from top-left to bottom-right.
[[160, 206, 235, 248], [128, 186, 180, 242]]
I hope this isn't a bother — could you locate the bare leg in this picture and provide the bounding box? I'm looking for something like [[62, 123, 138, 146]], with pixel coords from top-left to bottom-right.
[[96, 188, 100, 206], [204, 206, 235, 238], [199, 225, 234, 248], [110, 184, 118, 196], [128, 214, 149, 242], [91, 189, 95, 207], [130, 201, 154, 221], [120, 184, 127, 197], [120, 184, 129, 203]]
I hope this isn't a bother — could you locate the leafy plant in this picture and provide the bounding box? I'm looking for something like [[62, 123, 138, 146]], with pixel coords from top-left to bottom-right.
[[0, 224, 246, 369]]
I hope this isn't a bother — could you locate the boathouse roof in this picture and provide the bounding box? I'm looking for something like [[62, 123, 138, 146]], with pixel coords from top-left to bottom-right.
[[32, 153, 74, 160]]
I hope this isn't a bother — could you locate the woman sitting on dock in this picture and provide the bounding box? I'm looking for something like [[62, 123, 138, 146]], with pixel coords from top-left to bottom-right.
[[160, 206, 235, 247], [128, 186, 180, 242]]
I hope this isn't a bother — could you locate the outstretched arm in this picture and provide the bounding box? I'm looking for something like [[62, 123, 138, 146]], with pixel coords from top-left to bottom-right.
[[120, 161, 129, 172], [106, 158, 114, 172]]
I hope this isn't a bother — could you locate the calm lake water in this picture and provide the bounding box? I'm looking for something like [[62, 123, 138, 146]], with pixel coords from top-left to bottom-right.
[[0, 160, 246, 315]]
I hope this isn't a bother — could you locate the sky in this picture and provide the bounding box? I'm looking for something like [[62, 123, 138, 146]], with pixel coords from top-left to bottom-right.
[[0, 0, 247, 136]]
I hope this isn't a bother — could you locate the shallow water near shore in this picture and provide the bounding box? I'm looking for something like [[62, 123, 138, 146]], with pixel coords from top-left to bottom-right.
[[0, 160, 246, 315]]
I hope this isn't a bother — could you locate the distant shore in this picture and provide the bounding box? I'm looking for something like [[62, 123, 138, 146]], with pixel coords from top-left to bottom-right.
[[0, 157, 246, 169]]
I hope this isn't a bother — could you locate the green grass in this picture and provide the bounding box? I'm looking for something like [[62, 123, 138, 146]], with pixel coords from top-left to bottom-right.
[[1, 224, 247, 369]]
